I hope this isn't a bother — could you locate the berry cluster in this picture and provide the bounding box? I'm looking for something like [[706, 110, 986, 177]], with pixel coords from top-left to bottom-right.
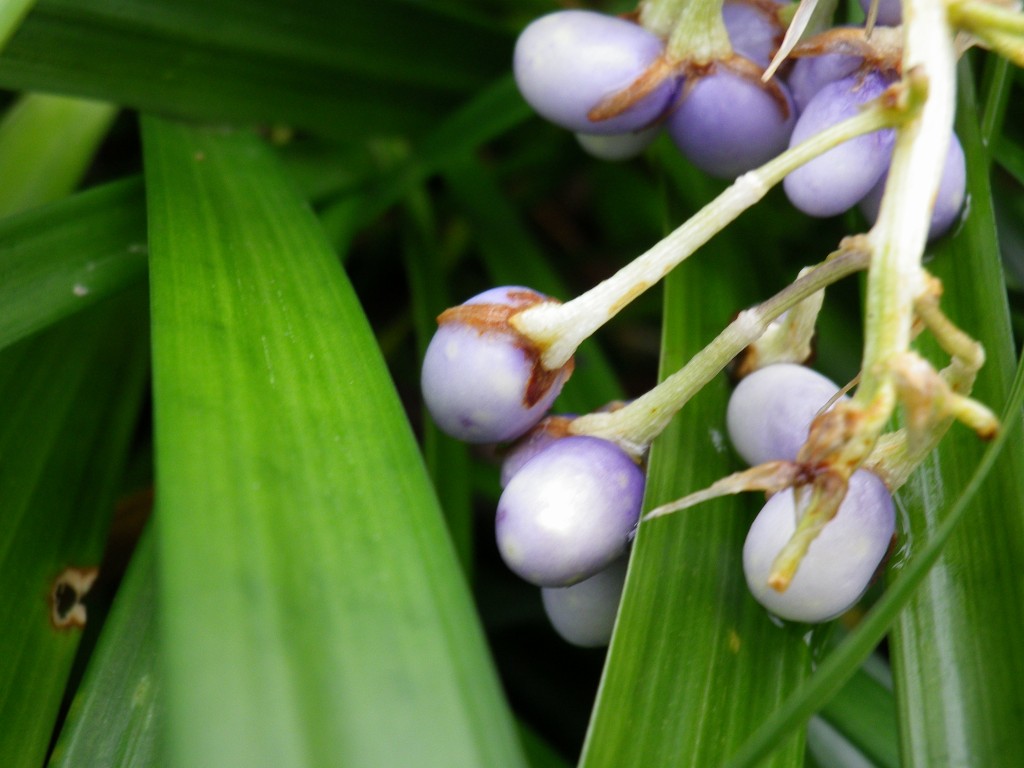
[[513, 4, 967, 236], [726, 364, 896, 622], [420, 286, 641, 645], [499, 432, 641, 647], [419, 0, 1005, 643], [514, 5, 792, 177]]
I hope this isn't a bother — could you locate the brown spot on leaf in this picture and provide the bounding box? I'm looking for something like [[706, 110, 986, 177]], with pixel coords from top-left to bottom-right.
[[50, 567, 99, 630]]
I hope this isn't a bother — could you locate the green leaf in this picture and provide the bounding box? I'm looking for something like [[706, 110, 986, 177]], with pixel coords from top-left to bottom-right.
[[1, 0, 511, 140], [0, 290, 149, 768], [320, 75, 532, 249], [887, 59, 1024, 768], [0, 0, 35, 52], [579, 235, 809, 766], [401, 187, 474, 575], [142, 116, 527, 768], [817, 657, 899, 768], [0, 92, 117, 215], [48, 525, 161, 768], [0, 177, 147, 351]]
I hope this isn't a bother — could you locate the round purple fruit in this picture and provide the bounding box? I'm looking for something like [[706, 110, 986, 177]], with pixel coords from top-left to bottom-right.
[[541, 557, 628, 647], [783, 70, 897, 217], [667, 68, 796, 179], [514, 10, 676, 134], [743, 470, 895, 623], [421, 287, 572, 444], [496, 436, 644, 587], [727, 363, 846, 466]]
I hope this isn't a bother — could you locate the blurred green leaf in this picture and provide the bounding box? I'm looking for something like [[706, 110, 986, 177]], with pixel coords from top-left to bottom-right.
[[0, 290, 149, 768], [142, 116, 526, 767], [49, 525, 161, 768], [0, 0, 511, 140], [0, 0, 35, 51], [0, 92, 117, 214], [402, 187, 474, 575], [887, 59, 1024, 768], [320, 75, 532, 249], [0, 177, 147, 351]]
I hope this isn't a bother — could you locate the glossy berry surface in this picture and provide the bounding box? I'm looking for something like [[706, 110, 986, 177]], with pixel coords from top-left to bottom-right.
[[743, 470, 895, 623], [858, 0, 902, 26], [496, 436, 644, 587], [726, 363, 845, 466], [859, 131, 966, 241], [783, 70, 897, 217], [500, 416, 573, 487], [541, 557, 628, 647], [786, 52, 863, 113], [513, 10, 675, 135], [722, 0, 783, 69], [667, 69, 796, 179], [421, 286, 571, 444]]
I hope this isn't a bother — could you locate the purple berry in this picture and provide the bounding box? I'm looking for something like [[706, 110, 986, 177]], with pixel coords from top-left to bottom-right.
[[726, 363, 846, 466], [541, 557, 628, 647], [575, 124, 660, 161], [667, 69, 796, 179], [786, 52, 863, 113], [859, 132, 966, 241], [513, 10, 676, 134], [496, 436, 644, 587], [783, 70, 897, 217], [723, 1, 784, 69], [858, 0, 902, 26], [743, 470, 895, 623], [500, 415, 573, 487], [421, 286, 572, 444]]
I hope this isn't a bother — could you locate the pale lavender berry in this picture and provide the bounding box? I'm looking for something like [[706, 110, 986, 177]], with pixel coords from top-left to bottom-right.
[[859, 132, 966, 241], [787, 53, 863, 113], [541, 557, 628, 647], [496, 436, 644, 587], [723, 0, 784, 69], [743, 470, 895, 622], [513, 10, 675, 135], [858, 0, 902, 26], [727, 363, 847, 466], [421, 287, 572, 444], [784, 70, 897, 217], [575, 123, 661, 161], [667, 70, 796, 179], [500, 416, 573, 487]]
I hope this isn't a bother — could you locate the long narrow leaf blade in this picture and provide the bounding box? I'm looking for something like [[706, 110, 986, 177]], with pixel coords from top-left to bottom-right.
[[0, 177, 147, 351], [142, 116, 527, 768], [579, 247, 809, 767], [1, 0, 510, 140], [887, 60, 1024, 768], [0, 92, 117, 214], [48, 525, 161, 768], [0, 290, 149, 768]]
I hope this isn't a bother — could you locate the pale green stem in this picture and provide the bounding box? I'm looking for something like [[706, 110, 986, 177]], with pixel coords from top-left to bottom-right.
[[856, 0, 957, 415], [512, 103, 903, 371], [950, 0, 1024, 35], [665, 0, 731, 62], [570, 246, 872, 457], [639, 0, 690, 38]]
